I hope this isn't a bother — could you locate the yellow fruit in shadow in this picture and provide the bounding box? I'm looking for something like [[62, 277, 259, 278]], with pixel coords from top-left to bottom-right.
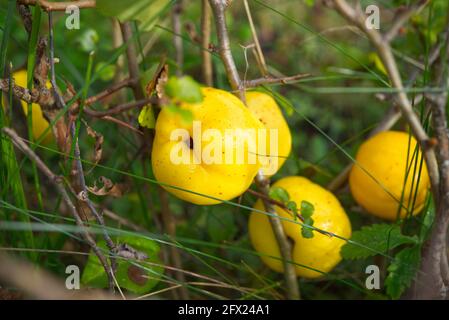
[[249, 176, 351, 278], [246, 91, 292, 176], [349, 131, 429, 220], [4, 70, 54, 145], [152, 87, 265, 205]]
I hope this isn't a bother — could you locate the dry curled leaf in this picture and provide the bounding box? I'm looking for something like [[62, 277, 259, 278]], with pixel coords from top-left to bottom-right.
[[83, 120, 104, 173], [114, 243, 148, 261], [145, 56, 168, 99], [87, 176, 125, 198]]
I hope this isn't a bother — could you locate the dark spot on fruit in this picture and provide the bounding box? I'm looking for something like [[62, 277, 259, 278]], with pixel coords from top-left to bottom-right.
[[286, 235, 295, 247], [127, 265, 148, 286], [185, 136, 194, 149]]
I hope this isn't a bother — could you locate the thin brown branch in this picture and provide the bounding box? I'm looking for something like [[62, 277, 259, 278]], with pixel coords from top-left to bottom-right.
[[209, 0, 245, 101], [120, 22, 145, 100], [101, 116, 144, 136], [243, 0, 268, 76], [18, 0, 96, 11], [84, 78, 135, 106], [83, 98, 154, 117], [172, 0, 184, 76], [244, 73, 311, 88], [201, 0, 213, 86]]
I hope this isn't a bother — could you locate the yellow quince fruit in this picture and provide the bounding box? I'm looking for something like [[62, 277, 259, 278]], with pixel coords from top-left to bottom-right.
[[349, 131, 430, 220], [152, 87, 265, 205], [246, 91, 292, 176], [249, 176, 351, 278]]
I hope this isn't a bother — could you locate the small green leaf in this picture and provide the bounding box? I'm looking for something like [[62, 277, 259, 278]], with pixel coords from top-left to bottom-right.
[[166, 103, 193, 124], [341, 224, 418, 260], [385, 246, 421, 299], [138, 105, 155, 129], [76, 29, 98, 52], [301, 217, 314, 239], [269, 186, 290, 203], [300, 200, 314, 218], [77, 29, 100, 52], [94, 62, 116, 82], [165, 76, 203, 103]]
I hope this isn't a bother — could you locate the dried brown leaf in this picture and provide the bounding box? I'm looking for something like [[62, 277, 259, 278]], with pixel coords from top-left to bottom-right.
[[87, 176, 125, 198], [83, 121, 104, 173], [145, 56, 168, 99]]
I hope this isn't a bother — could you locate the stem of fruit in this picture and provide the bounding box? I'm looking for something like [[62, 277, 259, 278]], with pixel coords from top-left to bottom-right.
[[208, 0, 301, 300]]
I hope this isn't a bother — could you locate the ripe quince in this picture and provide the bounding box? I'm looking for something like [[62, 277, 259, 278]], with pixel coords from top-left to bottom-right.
[[249, 176, 351, 278], [349, 131, 429, 220], [152, 87, 265, 205], [246, 91, 292, 176]]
